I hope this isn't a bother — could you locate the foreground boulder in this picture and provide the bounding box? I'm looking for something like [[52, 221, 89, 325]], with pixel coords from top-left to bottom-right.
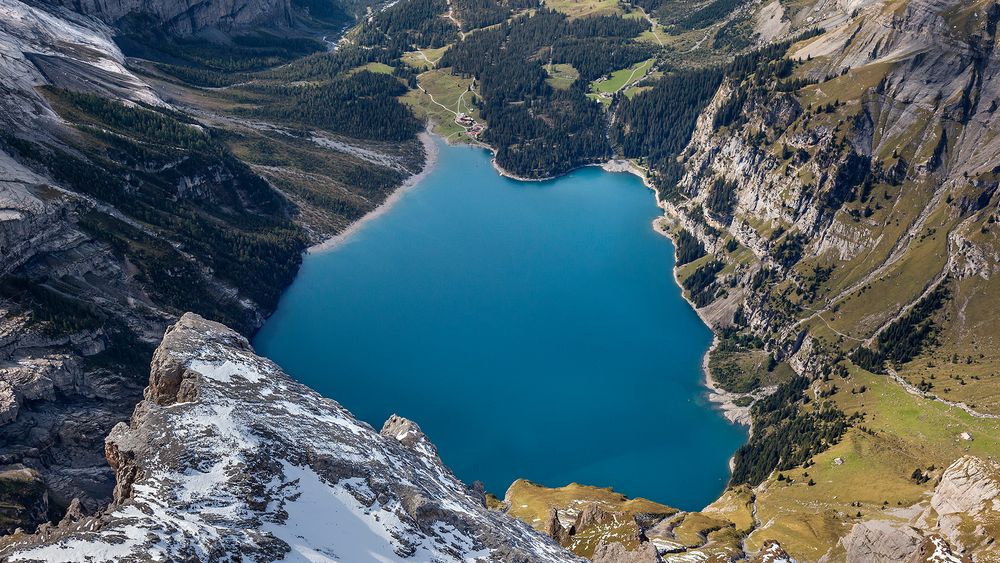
[[0, 313, 580, 562]]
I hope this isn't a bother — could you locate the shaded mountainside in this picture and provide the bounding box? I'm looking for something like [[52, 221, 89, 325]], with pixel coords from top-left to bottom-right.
[[0, 0, 421, 533], [44, 0, 297, 36], [36, 0, 375, 35], [0, 314, 581, 562]]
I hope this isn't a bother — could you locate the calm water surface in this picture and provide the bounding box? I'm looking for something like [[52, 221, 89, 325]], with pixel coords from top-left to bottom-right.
[[254, 140, 746, 510]]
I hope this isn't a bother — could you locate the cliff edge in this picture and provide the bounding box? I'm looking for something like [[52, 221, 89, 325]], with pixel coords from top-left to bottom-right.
[[0, 313, 580, 562]]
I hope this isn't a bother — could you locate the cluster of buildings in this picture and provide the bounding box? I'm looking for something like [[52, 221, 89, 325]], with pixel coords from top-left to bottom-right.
[[456, 113, 485, 138]]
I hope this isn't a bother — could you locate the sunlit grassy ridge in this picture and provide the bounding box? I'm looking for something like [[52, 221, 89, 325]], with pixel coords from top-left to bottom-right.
[[401, 46, 450, 69], [504, 480, 677, 557], [589, 57, 655, 95], [544, 0, 622, 19]]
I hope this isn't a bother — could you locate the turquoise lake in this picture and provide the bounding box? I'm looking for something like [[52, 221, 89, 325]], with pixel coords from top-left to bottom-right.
[[254, 139, 747, 510]]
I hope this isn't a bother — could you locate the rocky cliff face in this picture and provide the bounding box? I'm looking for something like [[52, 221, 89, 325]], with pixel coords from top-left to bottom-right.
[[674, 0, 999, 370], [602, 0, 1000, 559], [919, 456, 1000, 558], [0, 0, 160, 128], [37, 0, 381, 35], [0, 0, 422, 533], [0, 313, 581, 562], [830, 455, 999, 562], [46, 0, 295, 35], [0, 0, 168, 519], [658, 0, 1000, 431]]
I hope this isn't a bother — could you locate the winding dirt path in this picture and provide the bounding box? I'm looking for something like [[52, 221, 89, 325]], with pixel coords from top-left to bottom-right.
[[686, 31, 710, 52], [636, 7, 664, 47], [798, 304, 864, 342], [445, 0, 466, 39], [614, 60, 652, 94], [416, 49, 443, 66]]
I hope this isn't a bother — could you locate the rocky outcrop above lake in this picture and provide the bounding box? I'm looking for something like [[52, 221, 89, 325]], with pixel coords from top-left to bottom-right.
[[837, 520, 924, 562], [590, 540, 661, 563], [0, 0, 425, 534], [918, 455, 1000, 558], [0, 313, 581, 562]]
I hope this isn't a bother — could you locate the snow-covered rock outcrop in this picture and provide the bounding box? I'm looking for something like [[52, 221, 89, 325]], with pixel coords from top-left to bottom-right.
[[0, 313, 580, 562]]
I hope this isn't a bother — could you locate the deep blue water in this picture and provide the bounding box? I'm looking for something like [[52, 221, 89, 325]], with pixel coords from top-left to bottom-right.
[[254, 140, 746, 510]]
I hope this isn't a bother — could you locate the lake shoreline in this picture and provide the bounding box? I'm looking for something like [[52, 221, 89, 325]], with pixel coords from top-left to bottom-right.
[[257, 140, 744, 508], [490, 153, 654, 187], [634, 175, 756, 445], [593, 156, 753, 433], [320, 125, 753, 434], [308, 127, 439, 254], [462, 143, 752, 437]]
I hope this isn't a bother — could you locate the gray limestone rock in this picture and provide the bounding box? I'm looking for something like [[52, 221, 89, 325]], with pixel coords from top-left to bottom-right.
[[590, 538, 661, 563], [0, 313, 582, 562], [839, 520, 923, 562]]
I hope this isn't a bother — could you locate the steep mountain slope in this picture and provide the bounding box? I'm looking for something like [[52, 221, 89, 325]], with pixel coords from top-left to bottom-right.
[[666, 0, 1000, 472], [0, 0, 159, 129], [0, 313, 580, 562], [34, 0, 376, 35], [0, 0, 184, 524], [0, 0, 419, 532], [415, 0, 999, 559], [46, 0, 297, 35], [588, 0, 1000, 558]]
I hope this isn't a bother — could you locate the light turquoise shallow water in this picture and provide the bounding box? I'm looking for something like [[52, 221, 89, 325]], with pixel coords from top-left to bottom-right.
[[254, 139, 746, 510]]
